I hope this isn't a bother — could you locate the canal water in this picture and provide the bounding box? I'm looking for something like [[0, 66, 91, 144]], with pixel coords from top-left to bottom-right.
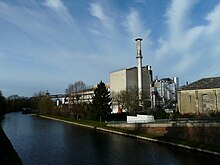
[[2, 112, 220, 165]]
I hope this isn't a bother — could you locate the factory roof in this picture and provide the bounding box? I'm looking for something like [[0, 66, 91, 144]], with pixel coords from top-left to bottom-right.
[[110, 67, 136, 73], [110, 65, 151, 73], [179, 77, 220, 90]]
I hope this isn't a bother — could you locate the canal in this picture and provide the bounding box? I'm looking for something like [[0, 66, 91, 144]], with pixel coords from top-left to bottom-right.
[[2, 112, 220, 165]]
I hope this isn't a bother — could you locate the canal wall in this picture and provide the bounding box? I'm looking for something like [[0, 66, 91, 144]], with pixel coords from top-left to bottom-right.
[[107, 122, 220, 145], [38, 115, 220, 156]]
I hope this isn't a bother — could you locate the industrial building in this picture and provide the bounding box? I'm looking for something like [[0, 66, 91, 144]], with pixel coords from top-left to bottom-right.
[[110, 66, 153, 113], [151, 77, 179, 109], [109, 38, 154, 113], [110, 66, 153, 94], [53, 36, 180, 114]]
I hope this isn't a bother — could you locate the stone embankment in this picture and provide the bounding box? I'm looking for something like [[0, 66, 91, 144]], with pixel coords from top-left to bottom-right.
[[108, 121, 220, 145], [38, 115, 220, 157]]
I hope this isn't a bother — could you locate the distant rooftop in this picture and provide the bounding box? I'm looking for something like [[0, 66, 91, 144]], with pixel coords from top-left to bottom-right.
[[179, 77, 220, 90]]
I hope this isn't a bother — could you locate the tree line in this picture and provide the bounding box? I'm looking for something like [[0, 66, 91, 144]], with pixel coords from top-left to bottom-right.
[[0, 80, 170, 122], [31, 81, 112, 122], [0, 81, 113, 122], [0, 91, 32, 121]]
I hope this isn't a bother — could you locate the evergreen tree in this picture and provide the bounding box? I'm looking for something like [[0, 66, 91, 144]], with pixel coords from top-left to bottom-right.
[[91, 81, 112, 121]]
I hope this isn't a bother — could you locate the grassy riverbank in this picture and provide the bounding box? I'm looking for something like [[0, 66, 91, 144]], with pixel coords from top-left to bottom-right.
[[0, 125, 22, 165], [37, 114, 220, 155]]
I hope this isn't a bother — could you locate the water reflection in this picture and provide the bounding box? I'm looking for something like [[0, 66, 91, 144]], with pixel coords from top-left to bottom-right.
[[2, 112, 220, 165]]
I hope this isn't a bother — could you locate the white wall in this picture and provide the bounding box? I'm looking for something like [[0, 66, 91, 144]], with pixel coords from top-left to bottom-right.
[[127, 115, 155, 123], [110, 69, 127, 93]]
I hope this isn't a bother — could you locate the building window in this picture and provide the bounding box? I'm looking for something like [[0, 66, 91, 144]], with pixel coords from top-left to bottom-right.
[[195, 91, 198, 99], [202, 94, 210, 113], [189, 95, 192, 103]]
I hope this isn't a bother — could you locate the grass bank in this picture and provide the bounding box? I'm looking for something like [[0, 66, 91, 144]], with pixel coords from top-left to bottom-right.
[[0, 125, 22, 165], [36, 114, 220, 156]]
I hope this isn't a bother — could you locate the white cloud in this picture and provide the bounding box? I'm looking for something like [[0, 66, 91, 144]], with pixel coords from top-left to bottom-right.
[[154, 0, 220, 82], [205, 3, 220, 34], [166, 0, 197, 37], [44, 0, 65, 10], [0, 1, 56, 39], [125, 9, 152, 49], [125, 10, 141, 37], [43, 0, 74, 27], [90, 2, 105, 20], [89, 2, 113, 28]]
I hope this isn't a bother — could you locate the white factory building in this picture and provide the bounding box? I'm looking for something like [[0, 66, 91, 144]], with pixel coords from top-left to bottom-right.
[[110, 66, 152, 93], [109, 38, 154, 113], [110, 66, 153, 113]]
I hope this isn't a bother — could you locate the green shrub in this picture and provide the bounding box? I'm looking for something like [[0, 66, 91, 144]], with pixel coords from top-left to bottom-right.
[[153, 109, 169, 119]]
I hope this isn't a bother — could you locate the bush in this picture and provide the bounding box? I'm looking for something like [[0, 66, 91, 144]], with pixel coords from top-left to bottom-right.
[[153, 109, 169, 119], [171, 111, 181, 119]]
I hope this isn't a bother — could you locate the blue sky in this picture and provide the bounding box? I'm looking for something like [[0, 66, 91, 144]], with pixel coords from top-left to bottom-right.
[[0, 0, 220, 97]]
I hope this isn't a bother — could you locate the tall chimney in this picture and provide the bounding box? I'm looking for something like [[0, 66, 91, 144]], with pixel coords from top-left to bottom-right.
[[135, 37, 143, 106]]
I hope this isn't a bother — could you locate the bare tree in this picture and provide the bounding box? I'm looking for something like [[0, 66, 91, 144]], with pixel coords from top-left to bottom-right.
[[33, 90, 53, 115], [65, 81, 86, 119], [112, 87, 151, 115], [65, 81, 86, 94]]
